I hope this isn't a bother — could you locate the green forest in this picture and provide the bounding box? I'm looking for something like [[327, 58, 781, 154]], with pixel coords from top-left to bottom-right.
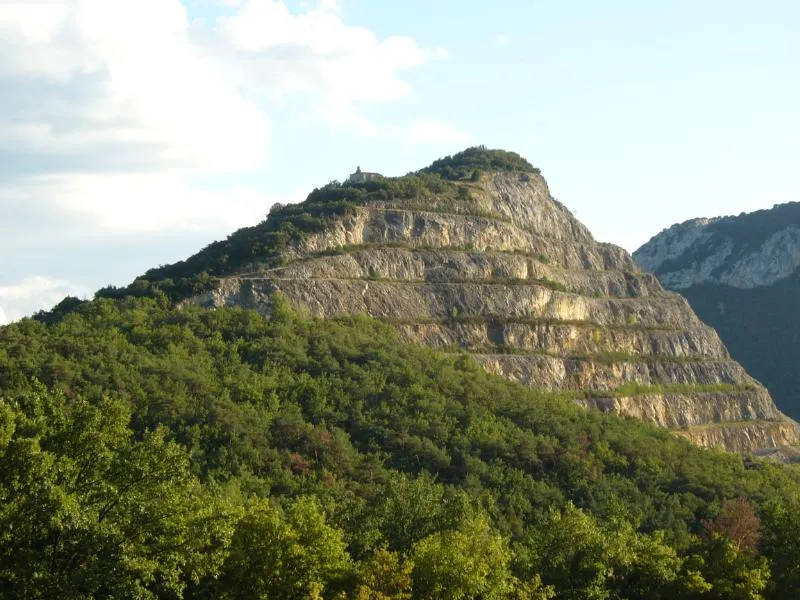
[[3, 294, 800, 599]]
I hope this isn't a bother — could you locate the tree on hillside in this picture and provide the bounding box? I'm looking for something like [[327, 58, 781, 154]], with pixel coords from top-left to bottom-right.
[[702, 497, 761, 552], [0, 386, 235, 599]]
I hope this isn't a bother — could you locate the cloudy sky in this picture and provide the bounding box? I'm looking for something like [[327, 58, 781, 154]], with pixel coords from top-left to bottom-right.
[[1, 0, 799, 324]]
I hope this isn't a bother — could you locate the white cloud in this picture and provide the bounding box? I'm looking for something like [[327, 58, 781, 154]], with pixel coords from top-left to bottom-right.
[[395, 120, 473, 145], [2, 174, 306, 232], [214, 0, 448, 130], [495, 34, 509, 46], [0, 276, 92, 322], [0, 0, 452, 238], [0, 0, 275, 239], [0, 0, 270, 173], [0, 306, 7, 326]]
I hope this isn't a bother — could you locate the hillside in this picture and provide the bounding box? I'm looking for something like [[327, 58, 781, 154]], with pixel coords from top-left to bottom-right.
[[634, 204, 800, 420], [4, 296, 800, 598], [104, 147, 798, 455]]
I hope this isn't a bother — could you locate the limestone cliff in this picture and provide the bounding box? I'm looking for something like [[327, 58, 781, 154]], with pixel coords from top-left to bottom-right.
[[180, 153, 798, 454]]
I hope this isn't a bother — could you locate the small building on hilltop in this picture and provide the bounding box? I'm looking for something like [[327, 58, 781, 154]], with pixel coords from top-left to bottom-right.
[[348, 166, 382, 184]]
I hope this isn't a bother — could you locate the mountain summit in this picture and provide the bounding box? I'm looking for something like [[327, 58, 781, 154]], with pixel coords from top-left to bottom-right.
[[125, 147, 797, 454]]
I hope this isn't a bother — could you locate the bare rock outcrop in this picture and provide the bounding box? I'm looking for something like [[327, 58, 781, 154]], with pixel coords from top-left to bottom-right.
[[634, 206, 800, 289]]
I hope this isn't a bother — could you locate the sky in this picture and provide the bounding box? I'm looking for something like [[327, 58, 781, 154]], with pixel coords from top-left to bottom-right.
[[1, 0, 798, 324]]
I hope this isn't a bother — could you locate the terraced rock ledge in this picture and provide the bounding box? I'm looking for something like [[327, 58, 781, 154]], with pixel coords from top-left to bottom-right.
[[185, 162, 799, 454]]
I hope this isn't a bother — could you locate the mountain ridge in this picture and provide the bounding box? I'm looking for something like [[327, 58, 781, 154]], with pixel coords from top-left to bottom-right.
[[635, 203, 800, 289]]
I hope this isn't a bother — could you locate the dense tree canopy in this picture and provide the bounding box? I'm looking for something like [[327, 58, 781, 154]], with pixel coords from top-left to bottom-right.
[[2, 296, 800, 597]]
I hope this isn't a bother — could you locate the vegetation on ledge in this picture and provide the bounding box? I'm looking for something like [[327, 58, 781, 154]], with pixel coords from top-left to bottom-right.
[[421, 145, 540, 180], [449, 345, 719, 365]]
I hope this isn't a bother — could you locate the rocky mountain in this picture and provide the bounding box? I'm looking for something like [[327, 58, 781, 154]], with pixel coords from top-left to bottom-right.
[[129, 148, 797, 454], [635, 203, 800, 421]]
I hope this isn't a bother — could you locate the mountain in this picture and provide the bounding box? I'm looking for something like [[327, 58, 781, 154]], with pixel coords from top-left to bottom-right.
[[6, 148, 800, 598], [634, 203, 800, 422], [111, 147, 797, 455]]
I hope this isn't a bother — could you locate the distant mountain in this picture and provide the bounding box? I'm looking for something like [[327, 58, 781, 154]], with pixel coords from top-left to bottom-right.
[[634, 202, 800, 419]]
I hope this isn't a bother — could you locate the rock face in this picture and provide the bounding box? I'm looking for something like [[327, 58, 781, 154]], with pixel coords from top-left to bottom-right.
[[635, 204, 800, 290], [634, 202, 800, 420], [189, 170, 799, 454]]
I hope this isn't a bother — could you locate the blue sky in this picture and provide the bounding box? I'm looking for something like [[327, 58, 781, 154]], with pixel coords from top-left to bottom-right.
[[1, 0, 798, 323]]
